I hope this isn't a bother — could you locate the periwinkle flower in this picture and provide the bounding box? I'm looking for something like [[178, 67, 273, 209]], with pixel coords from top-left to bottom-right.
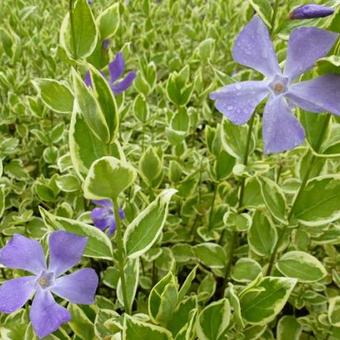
[[0, 231, 98, 338], [102, 39, 111, 50], [91, 199, 125, 235], [289, 4, 334, 19], [85, 52, 136, 94], [210, 16, 340, 154]]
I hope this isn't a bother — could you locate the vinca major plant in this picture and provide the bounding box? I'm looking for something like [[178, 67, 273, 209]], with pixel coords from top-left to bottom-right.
[[0, 0, 340, 339]]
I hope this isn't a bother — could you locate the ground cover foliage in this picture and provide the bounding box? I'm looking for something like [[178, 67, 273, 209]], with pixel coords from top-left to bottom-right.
[[0, 0, 340, 339]]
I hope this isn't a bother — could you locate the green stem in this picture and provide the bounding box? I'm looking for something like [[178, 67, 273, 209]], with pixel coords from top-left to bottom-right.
[[112, 198, 130, 314], [221, 114, 256, 294], [238, 113, 255, 208], [266, 114, 331, 275], [208, 183, 218, 230]]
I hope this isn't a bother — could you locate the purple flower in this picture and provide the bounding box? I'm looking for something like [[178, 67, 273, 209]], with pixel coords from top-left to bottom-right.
[[0, 231, 98, 338], [85, 52, 136, 94], [102, 39, 111, 50], [210, 16, 340, 154], [289, 4, 334, 19], [91, 199, 125, 235]]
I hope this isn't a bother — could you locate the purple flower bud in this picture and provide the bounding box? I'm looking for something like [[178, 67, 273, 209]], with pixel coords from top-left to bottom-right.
[[289, 4, 334, 20], [87, 0, 94, 5], [102, 39, 111, 50]]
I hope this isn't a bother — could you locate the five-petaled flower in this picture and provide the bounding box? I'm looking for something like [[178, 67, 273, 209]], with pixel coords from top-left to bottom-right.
[[209, 16, 340, 154], [85, 52, 136, 94], [0, 231, 98, 338], [91, 199, 125, 235]]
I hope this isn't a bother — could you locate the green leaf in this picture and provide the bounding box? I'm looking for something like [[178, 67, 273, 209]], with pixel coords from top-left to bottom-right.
[[213, 150, 236, 180], [240, 276, 297, 325], [148, 272, 178, 325], [139, 147, 163, 187], [69, 110, 123, 179], [117, 258, 139, 313], [0, 185, 5, 218], [248, 210, 277, 257], [277, 316, 302, 340], [194, 243, 226, 269], [84, 156, 137, 200], [227, 284, 245, 328], [60, 0, 98, 59], [222, 118, 255, 160], [40, 207, 113, 260], [133, 94, 149, 122], [328, 296, 340, 327], [258, 177, 287, 223], [300, 112, 330, 152], [249, 0, 273, 27], [123, 315, 173, 340], [168, 296, 197, 337], [198, 272, 216, 302], [96, 3, 120, 39], [196, 298, 230, 340], [276, 251, 327, 283], [242, 177, 265, 208], [291, 175, 340, 226], [72, 69, 110, 143], [124, 189, 176, 258], [231, 258, 262, 283], [317, 55, 340, 75], [68, 304, 95, 339], [89, 65, 119, 143], [55, 174, 80, 192], [178, 266, 197, 301], [32, 79, 74, 113]]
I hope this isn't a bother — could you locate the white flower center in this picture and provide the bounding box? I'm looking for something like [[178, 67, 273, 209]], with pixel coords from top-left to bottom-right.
[[269, 75, 289, 96], [37, 272, 55, 289]]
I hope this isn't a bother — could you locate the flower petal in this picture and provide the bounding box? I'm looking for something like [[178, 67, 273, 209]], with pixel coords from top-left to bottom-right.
[[111, 71, 136, 94], [84, 71, 92, 87], [92, 199, 112, 208], [284, 27, 338, 81], [210, 81, 269, 124], [30, 289, 71, 338], [232, 16, 280, 77], [48, 231, 87, 277], [0, 234, 46, 274], [52, 268, 98, 304], [107, 220, 117, 235], [286, 75, 340, 115], [91, 207, 115, 231], [263, 96, 305, 154], [109, 52, 125, 83], [0, 276, 36, 313]]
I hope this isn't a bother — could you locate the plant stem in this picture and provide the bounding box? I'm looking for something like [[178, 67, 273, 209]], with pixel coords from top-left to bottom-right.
[[221, 114, 256, 295], [208, 183, 217, 230], [266, 114, 331, 275], [238, 113, 255, 208], [112, 198, 130, 314]]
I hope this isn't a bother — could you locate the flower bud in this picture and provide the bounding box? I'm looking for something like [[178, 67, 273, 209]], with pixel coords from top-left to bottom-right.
[[289, 4, 334, 20]]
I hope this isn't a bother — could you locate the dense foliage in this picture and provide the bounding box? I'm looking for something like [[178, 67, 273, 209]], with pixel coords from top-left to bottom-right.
[[0, 0, 340, 339]]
